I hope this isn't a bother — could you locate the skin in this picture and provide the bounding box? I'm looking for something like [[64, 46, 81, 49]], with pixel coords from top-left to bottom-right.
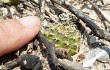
[[0, 16, 40, 56]]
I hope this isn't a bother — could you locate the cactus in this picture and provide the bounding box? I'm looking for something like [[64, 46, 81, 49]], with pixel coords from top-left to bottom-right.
[[43, 23, 80, 55]]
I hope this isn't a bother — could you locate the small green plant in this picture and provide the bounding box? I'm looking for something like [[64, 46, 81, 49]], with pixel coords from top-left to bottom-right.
[[43, 23, 80, 55], [1, 0, 20, 5], [2, 0, 10, 3]]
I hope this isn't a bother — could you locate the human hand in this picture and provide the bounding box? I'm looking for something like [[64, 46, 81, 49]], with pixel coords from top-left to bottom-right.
[[0, 16, 40, 56]]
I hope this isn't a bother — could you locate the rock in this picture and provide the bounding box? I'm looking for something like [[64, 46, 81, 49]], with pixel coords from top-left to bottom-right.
[[83, 46, 110, 68], [20, 54, 41, 70]]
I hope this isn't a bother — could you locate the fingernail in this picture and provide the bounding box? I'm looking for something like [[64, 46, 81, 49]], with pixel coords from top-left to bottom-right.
[[18, 16, 40, 28]]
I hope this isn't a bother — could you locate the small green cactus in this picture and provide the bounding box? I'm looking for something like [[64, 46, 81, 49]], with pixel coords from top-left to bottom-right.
[[43, 23, 80, 55]]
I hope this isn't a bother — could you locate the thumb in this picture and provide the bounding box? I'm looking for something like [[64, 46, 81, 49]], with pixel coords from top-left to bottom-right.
[[0, 16, 40, 56]]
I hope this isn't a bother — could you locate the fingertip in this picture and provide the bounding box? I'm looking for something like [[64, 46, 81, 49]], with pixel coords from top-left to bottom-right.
[[18, 16, 41, 28]]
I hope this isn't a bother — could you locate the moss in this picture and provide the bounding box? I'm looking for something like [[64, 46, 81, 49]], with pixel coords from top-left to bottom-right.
[[43, 23, 80, 56]]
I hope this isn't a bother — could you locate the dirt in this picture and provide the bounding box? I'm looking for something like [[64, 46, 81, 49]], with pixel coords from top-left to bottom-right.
[[0, 0, 110, 70]]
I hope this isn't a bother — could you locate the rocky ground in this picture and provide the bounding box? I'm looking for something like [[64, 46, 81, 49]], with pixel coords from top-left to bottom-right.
[[0, 0, 110, 70]]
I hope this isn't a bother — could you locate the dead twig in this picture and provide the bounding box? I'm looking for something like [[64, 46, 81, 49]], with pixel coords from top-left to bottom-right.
[[50, 0, 110, 42], [58, 59, 84, 70], [45, 8, 59, 23], [2, 54, 41, 70], [36, 31, 58, 70], [6, 5, 12, 19], [39, 0, 46, 21], [88, 1, 110, 24]]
